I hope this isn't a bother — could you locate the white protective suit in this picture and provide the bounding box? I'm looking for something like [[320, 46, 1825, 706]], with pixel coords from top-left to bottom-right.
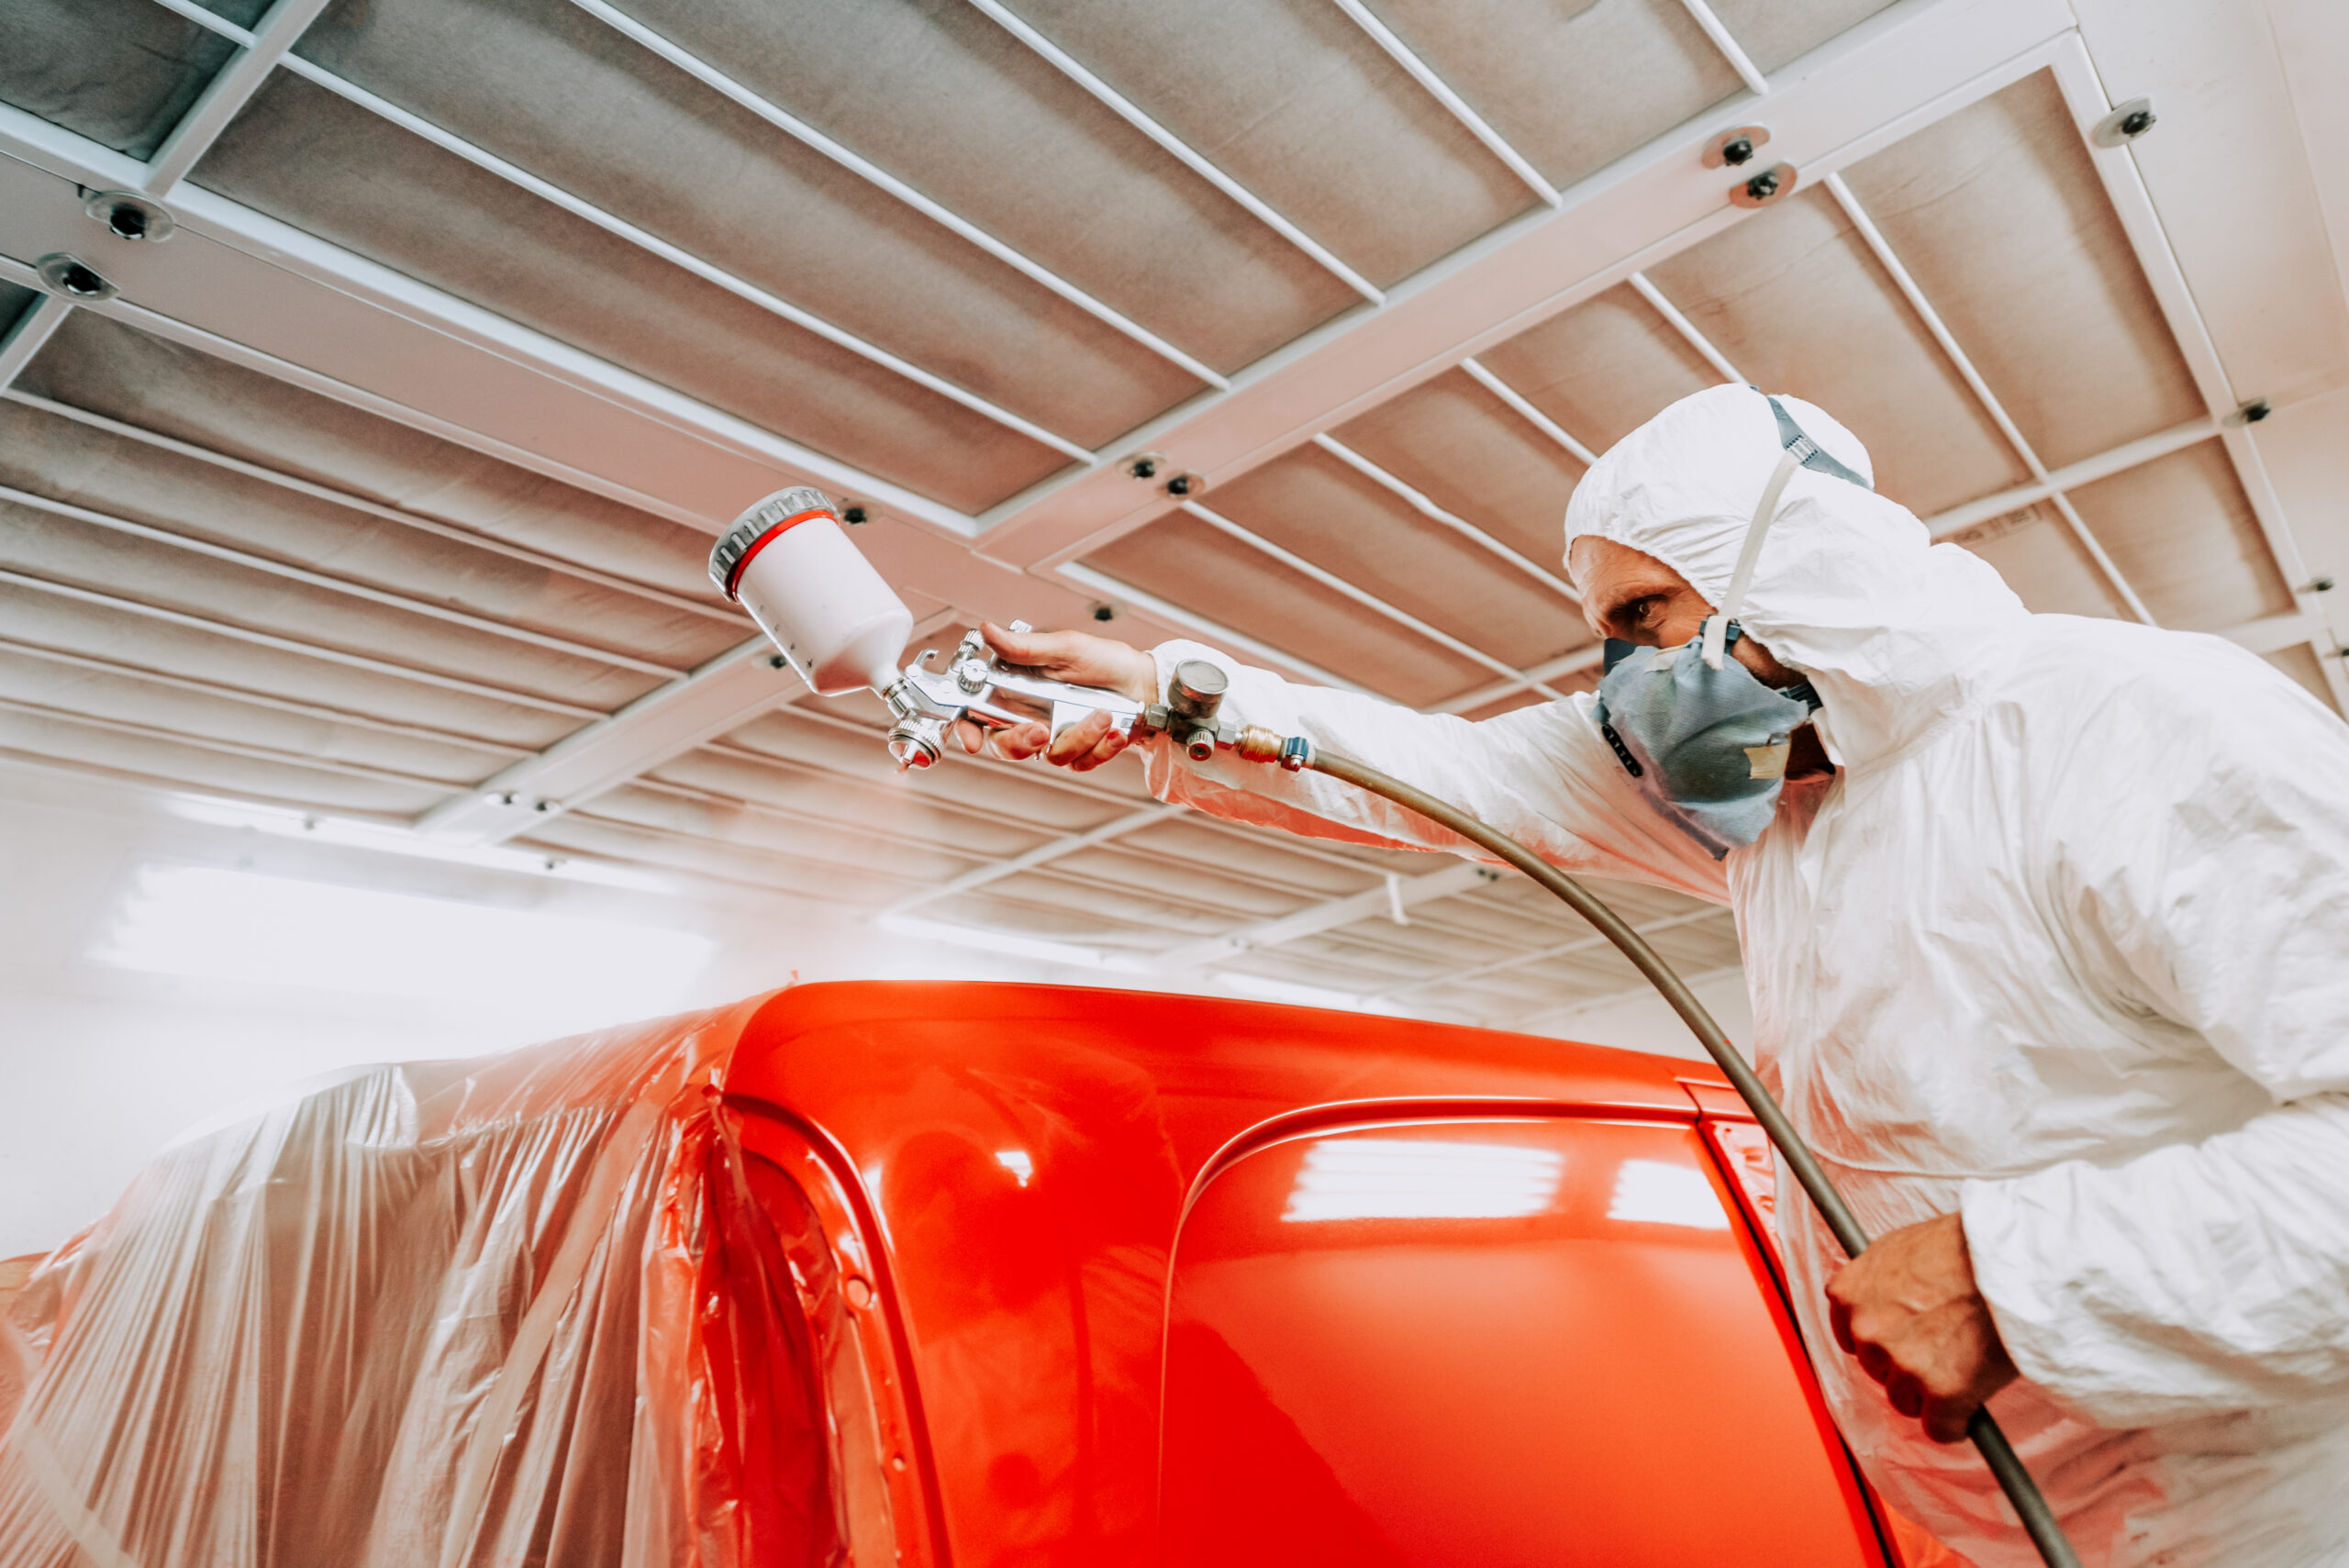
[[1136, 385, 2349, 1568]]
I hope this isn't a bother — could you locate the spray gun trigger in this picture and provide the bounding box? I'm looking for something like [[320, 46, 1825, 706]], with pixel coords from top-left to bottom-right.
[[1049, 700, 1094, 740]]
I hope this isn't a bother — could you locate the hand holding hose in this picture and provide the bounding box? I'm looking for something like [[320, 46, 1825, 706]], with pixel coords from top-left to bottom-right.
[[949, 621, 1156, 771], [1829, 1212, 2021, 1443]]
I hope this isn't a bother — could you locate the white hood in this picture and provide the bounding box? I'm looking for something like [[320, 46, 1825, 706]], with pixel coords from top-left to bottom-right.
[[1561, 384, 2032, 772]]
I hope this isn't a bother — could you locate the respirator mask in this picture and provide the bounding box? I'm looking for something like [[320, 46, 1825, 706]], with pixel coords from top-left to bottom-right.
[[1590, 395, 1868, 860]]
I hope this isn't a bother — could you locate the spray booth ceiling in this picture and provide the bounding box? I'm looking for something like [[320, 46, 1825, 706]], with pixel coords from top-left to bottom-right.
[[0, 0, 2344, 1034]]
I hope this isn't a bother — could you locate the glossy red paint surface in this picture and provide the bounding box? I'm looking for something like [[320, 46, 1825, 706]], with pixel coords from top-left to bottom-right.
[[719, 981, 1892, 1568], [1163, 1117, 1872, 1567]]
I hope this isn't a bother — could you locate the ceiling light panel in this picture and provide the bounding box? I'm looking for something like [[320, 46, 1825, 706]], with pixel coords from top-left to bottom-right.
[[1939, 503, 2135, 620], [1837, 71, 2206, 472], [17, 311, 730, 607], [1005, 0, 1542, 289], [187, 70, 1070, 511], [1643, 186, 2030, 517], [1701, 0, 1898, 76], [603, 0, 1363, 373], [1350, 0, 1741, 187], [1474, 282, 1723, 456], [1328, 365, 1593, 572], [0, 0, 239, 159], [2064, 441, 2295, 631], [1082, 513, 1500, 708]]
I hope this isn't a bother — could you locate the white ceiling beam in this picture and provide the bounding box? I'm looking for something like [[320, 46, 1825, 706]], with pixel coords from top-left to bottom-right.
[[0, 291, 72, 395], [0, 484, 687, 678], [1055, 562, 1375, 694], [143, 0, 334, 196], [1823, 172, 2156, 624], [1181, 500, 1571, 701], [1431, 641, 1607, 714], [0, 564, 601, 718], [1310, 433, 1581, 602], [1328, 0, 1561, 206], [962, 0, 1383, 303], [1152, 859, 1503, 971], [0, 109, 979, 538], [1627, 270, 1744, 384], [3, 389, 732, 621], [977, 0, 2075, 570], [1676, 0, 1771, 96], [565, 0, 1227, 393]]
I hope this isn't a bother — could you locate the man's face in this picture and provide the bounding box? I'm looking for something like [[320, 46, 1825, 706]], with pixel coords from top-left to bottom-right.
[[1569, 536, 1798, 688]]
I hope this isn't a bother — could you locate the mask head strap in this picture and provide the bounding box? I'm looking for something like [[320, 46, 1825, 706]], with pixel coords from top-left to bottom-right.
[[1698, 394, 1873, 670]]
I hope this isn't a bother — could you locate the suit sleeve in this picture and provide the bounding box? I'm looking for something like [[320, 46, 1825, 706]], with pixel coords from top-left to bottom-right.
[[1962, 651, 2349, 1425], [1135, 639, 1731, 906]]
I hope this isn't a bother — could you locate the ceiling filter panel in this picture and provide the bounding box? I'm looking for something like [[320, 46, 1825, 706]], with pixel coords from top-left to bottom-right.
[[0, 0, 239, 159], [1329, 365, 1591, 571], [1350, 0, 1739, 188], [1009, 0, 1539, 288], [1839, 70, 2207, 473], [292, 0, 1207, 448], [606, 0, 1362, 373], [1644, 185, 2031, 517], [2065, 441, 2294, 633], [1939, 504, 2132, 621], [191, 71, 1071, 513], [1475, 282, 1721, 458], [1702, 0, 1898, 75], [16, 312, 727, 607]]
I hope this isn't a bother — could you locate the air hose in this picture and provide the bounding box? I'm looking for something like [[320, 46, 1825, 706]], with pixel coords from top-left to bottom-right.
[[1240, 737, 2083, 1568]]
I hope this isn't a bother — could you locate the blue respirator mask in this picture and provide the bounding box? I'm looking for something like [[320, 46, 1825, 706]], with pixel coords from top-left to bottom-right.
[[1590, 396, 1869, 860]]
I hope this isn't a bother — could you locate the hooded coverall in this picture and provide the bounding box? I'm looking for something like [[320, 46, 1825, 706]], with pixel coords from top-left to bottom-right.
[[1135, 385, 2349, 1567]]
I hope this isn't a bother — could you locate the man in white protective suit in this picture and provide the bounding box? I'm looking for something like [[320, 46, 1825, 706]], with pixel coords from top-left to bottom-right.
[[956, 384, 2349, 1567]]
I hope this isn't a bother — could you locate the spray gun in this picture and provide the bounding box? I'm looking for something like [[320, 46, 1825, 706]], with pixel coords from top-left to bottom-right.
[[710, 486, 1297, 773], [708, 484, 2081, 1568]]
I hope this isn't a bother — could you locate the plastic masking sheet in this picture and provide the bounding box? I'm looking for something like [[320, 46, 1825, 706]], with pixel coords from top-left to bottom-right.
[[0, 993, 855, 1568]]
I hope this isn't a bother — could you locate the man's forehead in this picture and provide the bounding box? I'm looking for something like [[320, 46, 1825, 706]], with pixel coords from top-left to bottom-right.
[[1570, 537, 1687, 596]]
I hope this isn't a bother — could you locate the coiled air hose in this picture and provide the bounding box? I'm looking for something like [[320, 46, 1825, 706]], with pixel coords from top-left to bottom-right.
[[1240, 737, 2082, 1568]]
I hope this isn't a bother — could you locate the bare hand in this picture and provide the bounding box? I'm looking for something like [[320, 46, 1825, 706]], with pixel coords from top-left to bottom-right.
[[1826, 1212, 2019, 1443], [952, 621, 1158, 773]]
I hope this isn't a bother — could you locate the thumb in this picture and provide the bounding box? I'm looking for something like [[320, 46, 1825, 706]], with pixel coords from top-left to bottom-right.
[[980, 619, 1080, 671]]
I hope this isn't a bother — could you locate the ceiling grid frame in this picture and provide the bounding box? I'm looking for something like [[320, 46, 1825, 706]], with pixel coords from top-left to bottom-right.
[[1308, 432, 1584, 603], [1327, 0, 1563, 206], [0, 692, 462, 792]]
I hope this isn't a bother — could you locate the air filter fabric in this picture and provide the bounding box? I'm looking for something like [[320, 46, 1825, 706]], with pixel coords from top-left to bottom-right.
[[0, 998, 866, 1568], [1144, 384, 2349, 1567]]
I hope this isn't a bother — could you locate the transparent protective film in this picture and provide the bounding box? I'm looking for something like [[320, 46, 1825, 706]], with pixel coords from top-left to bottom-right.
[[0, 993, 868, 1568]]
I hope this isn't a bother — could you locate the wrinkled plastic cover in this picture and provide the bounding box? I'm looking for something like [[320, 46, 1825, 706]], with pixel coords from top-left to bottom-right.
[[0, 992, 856, 1568]]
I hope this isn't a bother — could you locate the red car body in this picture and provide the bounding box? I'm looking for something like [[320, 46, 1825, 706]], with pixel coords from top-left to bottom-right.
[[722, 980, 1923, 1568]]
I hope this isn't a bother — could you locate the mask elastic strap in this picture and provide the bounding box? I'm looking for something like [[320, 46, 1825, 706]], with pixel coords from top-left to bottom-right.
[[1700, 446, 1802, 671]]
